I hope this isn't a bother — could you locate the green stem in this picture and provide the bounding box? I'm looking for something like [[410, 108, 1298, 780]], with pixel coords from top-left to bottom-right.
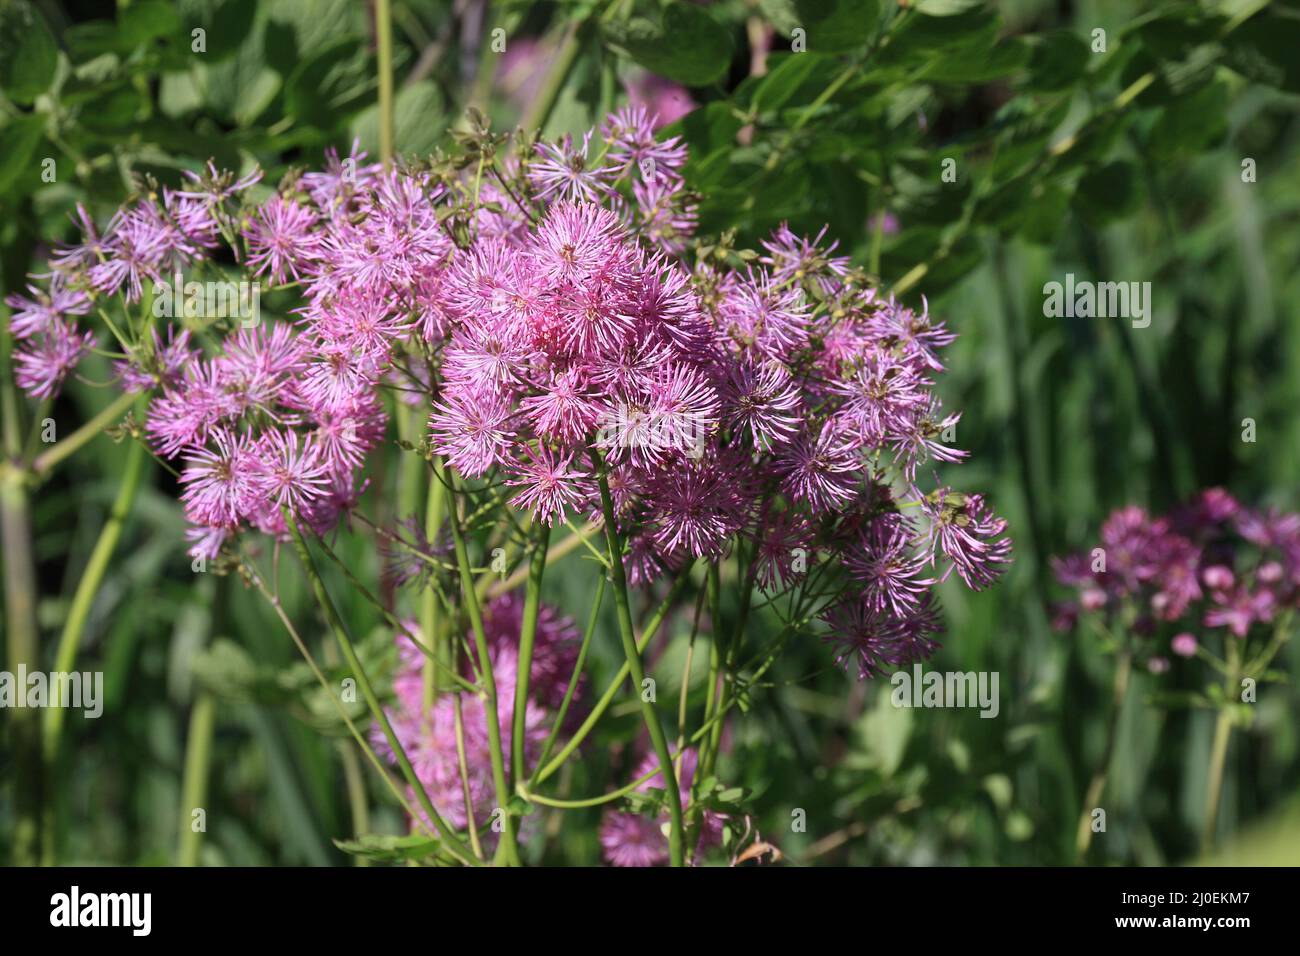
[[29, 390, 136, 479], [42, 435, 146, 768], [489, 521, 598, 596], [521, 764, 664, 810], [177, 692, 216, 866], [511, 521, 551, 785], [708, 549, 755, 780], [533, 575, 605, 779], [283, 512, 477, 865], [376, 0, 395, 164], [339, 741, 371, 866], [1075, 649, 1132, 861], [591, 449, 684, 867], [1203, 709, 1234, 853], [1202, 639, 1241, 852], [40, 429, 147, 864], [251, 569, 430, 830], [453, 690, 486, 861], [534, 561, 692, 785], [420, 474, 446, 706], [1, 471, 41, 865], [521, 20, 584, 133], [439, 462, 521, 866], [2, 308, 41, 865]]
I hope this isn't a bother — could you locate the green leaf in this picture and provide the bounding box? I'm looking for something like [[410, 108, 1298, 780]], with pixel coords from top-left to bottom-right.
[[750, 52, 843, 114], [350, 80, 445, 159], [77, 85, 149, 134], [1020, 183, 1072, 245], [0, 114, 47, 193], [878, 6, 999, 69], [890, 154, 970, 225], [0, 1, 58, 105], [855, 685, 911, 778], [1225, 10, 1300, 92], [200, 29, 283, 130], [1073, 160, 1143, 225], [175, 0, 259, 62], [1024, 31, 1090, 92], [118, 1, 183, 49], [283, 36, 369, 129], [266, 0, 369, 60], [333, 833, 442, 862], [983, 773, 1013, 810], [1150, 78, 1229, 160], [790, 0, 882, 54], [672, 101, 742, 157], [917, 36, 1030, 84], [912, 0, 982, 14], [757, 0, 801, 35], [607, 3, 735, 87]]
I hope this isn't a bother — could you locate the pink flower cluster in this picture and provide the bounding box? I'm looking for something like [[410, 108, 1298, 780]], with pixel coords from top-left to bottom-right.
[[599, 748, 723, 867], [1052, 489, 1300, 667], [372, 593, 580, 836], [8, 106, 1011, 679]]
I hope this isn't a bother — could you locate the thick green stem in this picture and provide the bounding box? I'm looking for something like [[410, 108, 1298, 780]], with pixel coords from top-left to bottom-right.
[[1, 472, 41, 865], [511, 521, 551, 785], [1202, 640, 1241, 852], [439, 462, 521, 866], [43, 436, 146, 769], [2, 307, 40, 865], [591, 450, 684, 867], [376, 0, 395, 164], [1074, 649, 1132, 861], [1202, 709, 1233, 852], [489, 521, 597, 596], [40, 431, 147, 863], [177, 692, 216, 866], [283, 512, 477, 865], [339, 741, 371, 866]]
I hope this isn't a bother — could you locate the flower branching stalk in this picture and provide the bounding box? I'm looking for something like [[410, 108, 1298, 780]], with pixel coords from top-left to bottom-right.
[[1201, 612, 1295, 852], [438, 462, 522, 866], [531, 565, 692, 787], [283, 508, 478, 866], [591, 447, 685, 867], [419, 475, 447, 707], [512, 520, 552, 786]]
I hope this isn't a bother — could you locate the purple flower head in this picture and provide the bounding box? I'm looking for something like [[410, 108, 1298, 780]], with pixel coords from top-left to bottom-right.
[[14, 320, 95, 400]]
